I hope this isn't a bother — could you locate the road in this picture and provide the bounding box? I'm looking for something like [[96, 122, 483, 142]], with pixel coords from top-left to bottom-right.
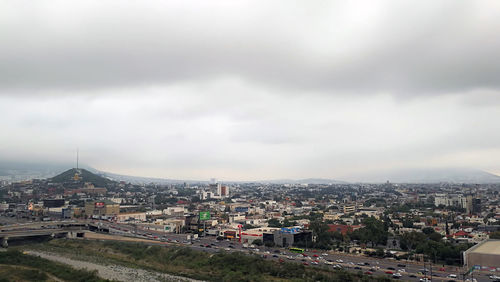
[[99, 220, 493, 282], [1, 219, 494, 282]]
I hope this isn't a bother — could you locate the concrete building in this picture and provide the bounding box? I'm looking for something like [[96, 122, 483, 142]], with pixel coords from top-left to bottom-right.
[[434, 193, 468, 209], [116, 212, 146, 222], [463, 240, 500, 269], [273, 227, 312, 247], [84, 200, 120, 218]]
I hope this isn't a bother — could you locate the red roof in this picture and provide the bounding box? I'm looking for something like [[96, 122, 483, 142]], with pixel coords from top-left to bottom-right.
[[453, 230, 471, 237], [327, 224, 353, 235]]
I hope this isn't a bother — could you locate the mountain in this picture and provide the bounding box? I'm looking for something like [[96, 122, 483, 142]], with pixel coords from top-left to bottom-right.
[[256, 178, 347, 185], [0, 161, 73, 181], [50, 168, 114, 187], [91, 169, 208, 185], [351, 168, 500, 184]]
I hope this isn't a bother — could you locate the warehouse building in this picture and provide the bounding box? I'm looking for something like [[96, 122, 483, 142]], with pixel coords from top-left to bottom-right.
[[463, 240, 500, 270]]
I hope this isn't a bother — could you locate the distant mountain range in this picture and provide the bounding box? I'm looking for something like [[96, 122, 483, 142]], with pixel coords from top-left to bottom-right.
[[0, 161, 499, 184], [348, 168, 500, 184], [254, 178, 347, 185]]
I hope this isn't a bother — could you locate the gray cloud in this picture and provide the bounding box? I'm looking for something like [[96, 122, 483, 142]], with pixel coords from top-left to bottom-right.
[[0, 1, 499, 180], [2, 1, 500, 96]]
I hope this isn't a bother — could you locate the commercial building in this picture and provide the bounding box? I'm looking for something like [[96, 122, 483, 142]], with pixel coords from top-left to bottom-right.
[[116, 212, 146, 222], [463, 240, 500, 270], [84, 200, 120, 217], [273, 227, 312, 247]]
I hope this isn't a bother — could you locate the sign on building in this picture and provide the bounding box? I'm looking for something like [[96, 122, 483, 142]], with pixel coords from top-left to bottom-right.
[[199, 211, 211, 221]]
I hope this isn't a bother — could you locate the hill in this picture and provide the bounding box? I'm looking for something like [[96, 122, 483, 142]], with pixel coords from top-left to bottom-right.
[[50, 168, 113, 187], [351, 168, 500, 184]]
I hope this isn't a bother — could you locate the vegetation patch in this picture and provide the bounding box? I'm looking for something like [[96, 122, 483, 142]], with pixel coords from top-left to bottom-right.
[[26, 239, 390, 281]]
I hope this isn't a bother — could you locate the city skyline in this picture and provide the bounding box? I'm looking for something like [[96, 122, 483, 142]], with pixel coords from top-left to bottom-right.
[[1, 1, 500, 180]]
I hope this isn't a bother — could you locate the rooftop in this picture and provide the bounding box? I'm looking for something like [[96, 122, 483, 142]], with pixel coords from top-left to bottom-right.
[[469, 240, 500, 255]]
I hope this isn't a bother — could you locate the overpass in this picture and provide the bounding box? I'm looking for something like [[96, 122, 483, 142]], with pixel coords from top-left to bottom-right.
[[0, 221, 91, 248]]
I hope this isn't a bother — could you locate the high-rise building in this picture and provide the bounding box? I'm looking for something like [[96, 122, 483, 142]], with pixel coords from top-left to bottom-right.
[[472, 198, 481, 214]]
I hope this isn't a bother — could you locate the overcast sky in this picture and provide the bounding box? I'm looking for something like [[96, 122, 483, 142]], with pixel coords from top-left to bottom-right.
[[1, 1, 499, 181]]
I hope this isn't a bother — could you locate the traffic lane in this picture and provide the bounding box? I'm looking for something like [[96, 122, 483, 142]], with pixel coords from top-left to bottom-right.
[[96, 221, 485, 280]]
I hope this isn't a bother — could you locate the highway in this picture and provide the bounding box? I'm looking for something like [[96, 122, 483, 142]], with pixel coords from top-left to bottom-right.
[[98, 221, 492, 282], [1, 219, 494, 281]]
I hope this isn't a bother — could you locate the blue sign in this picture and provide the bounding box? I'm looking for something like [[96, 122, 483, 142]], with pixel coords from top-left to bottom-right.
[[280, 227, 300, 234], [235, 207, 249, 213]]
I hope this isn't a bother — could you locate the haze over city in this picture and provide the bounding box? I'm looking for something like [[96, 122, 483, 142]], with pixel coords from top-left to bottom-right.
[[1, 1, 499, 181]]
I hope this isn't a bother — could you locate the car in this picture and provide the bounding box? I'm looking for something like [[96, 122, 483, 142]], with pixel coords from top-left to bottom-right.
[[490, 275, 500, 280], [272, 254, 278, 258], [385, 271, 393, 274], [419, 268, 429, 273], [322, 253, 328, 256], [393, 273, 402, 278], [398, 269, 405, 273], [336, 259, 343, 263], [265, 251, 270, 254], [364, 262, 370, 265], [312, 261, 319, 265], [333, 264, 342, 269], [357, 262, 364, 266], [225, 248, 230, 251], [364, 271, 373, 275], [303, 262, 309, 266], [325, 261, 333, 265], [409, 274, 417, 278], [302, 253, 308, 257], [387, 267, 396, 270], [274, 250, 280, 253], [397, 264, 406, 267], [313, 254, 319, 257], [279, 258, 284, 263], [354, 266, 361, 270], [228, 245, 234, 248], [420, 279, 431, 282]]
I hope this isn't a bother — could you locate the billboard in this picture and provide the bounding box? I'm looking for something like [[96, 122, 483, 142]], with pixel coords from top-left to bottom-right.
[[199, 211, 211, 221], [280, 227, 300, 234], [95, 202, 105, 208], [235, 206, 249, 213]]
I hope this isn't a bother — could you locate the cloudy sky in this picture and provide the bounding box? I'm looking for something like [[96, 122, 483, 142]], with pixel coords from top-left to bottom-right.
[[1, 1, 499, 181]]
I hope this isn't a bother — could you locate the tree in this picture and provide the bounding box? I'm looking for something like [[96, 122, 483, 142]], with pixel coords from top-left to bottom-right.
[[264, 241, 275, 248], [267, 218, 281, 228], [253, 239, 263, 246], [422, 227, 434, 235], [490, 231, 500, 239], [351, 217, 388, 247]]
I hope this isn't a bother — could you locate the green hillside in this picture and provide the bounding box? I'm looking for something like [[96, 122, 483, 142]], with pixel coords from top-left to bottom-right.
[[49, 168, 113, 187]]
